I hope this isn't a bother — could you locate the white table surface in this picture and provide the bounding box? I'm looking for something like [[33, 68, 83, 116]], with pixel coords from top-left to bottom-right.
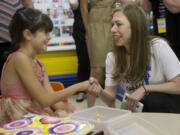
[[134, 113, 180, 135]]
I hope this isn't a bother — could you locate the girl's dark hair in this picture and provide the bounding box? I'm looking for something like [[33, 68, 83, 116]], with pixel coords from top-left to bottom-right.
[[9, 8, 53, 52]]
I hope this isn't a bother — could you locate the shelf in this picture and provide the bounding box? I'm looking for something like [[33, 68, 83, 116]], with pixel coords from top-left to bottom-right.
[[47, 45, 76, 52]]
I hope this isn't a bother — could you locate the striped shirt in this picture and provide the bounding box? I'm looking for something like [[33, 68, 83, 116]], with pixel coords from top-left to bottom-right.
[[0, 0, 22, 42]]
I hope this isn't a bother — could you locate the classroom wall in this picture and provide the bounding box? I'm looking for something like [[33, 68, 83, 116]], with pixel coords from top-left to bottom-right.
[[37, 51, 78, 76]]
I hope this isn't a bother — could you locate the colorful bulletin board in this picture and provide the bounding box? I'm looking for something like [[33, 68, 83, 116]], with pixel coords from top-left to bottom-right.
[[33, 0, 75, 51]]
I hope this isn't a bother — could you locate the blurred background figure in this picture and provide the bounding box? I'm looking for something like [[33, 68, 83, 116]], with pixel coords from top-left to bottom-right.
[[81, 0, 116, 107], [69, 0, 90, 102], [140, 0, 180, 60]]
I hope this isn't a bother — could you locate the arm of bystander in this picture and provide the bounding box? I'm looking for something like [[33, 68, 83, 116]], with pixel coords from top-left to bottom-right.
[[20, 0, 34, 8]]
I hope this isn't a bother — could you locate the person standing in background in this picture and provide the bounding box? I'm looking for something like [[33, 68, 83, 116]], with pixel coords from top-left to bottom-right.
[[0, 0, 34, 76], [140, 0, 180, 60], [69, 0, 90, 102], [80, 0, 115, 107]]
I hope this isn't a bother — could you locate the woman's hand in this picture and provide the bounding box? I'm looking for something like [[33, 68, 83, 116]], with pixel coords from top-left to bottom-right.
[[127, 86, 145, 111], [78, 77, 103, 96], [78, 77, 99, 92], [88, 77, 103, 96]]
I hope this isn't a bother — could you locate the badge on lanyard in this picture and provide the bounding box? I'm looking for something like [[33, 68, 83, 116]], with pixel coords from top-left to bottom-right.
[[157, 18, 166, 34]]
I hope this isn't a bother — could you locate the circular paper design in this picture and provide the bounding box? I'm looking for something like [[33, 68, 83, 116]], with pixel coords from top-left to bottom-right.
[[3, 119, 32, 130], [8, 128, 41, 135], [48, 122, 78, 134], [40, 117, 61, 124], [22, 114, 36, 119]]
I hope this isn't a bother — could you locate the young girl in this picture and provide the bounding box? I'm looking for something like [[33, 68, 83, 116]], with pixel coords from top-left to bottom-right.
[[89, 2, 180, 112], [0, 8, 93, 126]]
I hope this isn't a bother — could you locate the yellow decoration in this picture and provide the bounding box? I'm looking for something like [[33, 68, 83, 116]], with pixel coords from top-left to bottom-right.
[[37, 51, 78, 76]]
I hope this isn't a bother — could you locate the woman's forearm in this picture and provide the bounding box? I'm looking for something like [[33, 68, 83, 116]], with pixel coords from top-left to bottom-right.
[[145, 81, 180, 95], [99, 90, 116, 107]]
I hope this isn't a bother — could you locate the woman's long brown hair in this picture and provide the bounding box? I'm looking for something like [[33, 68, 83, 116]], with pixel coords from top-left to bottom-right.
[[112, 3, 153, 84]]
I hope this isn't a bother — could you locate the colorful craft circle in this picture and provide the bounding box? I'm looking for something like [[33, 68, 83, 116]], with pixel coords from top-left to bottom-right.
[[40, 117, 61, 124], [48, 122, 78, 134], [3, 119, 32, 130], [8, 128, 41, 135]]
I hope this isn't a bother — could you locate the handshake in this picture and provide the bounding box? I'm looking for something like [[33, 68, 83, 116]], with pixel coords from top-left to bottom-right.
[[80, 77, 103, 97], [80, 77, 144, 112]]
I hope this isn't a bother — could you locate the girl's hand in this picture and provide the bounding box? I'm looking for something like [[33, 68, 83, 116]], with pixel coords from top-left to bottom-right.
[[127, 86, 145, 111], [55, 109, 69, 117], [79, 80, 91, 91], [66, 102, 78, 113]]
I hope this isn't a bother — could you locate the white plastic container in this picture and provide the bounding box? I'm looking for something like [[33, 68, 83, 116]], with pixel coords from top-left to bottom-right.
[[107, 115, 168, 135], [70, 106, 131, 134]]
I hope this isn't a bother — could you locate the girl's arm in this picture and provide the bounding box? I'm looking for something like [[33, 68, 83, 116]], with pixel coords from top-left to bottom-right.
[[42, 70, 75, 112], [15, 53, 90, 108], [42, 69, 64, 110], [42, 68, 55, 94], [80, 0, 89, 30], [163, 0, 180, 13], [20, 0, 34, 8]]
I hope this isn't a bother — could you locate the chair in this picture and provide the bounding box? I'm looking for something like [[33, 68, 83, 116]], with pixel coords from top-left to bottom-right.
[[50, 82, 68, 103]]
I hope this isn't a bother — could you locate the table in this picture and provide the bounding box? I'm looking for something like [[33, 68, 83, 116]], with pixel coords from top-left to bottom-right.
[[134, 113, 180, 135]]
